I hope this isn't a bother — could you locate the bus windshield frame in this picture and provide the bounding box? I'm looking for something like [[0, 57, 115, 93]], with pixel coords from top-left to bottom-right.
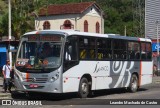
[[15, 34, 64, 73]]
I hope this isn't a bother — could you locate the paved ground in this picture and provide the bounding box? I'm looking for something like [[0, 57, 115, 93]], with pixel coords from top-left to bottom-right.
[[0, 76, 160, 107], [0, 76, 160, 100], [0, 77, 12, 99]]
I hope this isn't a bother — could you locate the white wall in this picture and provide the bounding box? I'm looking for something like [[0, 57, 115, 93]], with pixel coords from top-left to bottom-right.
[[36, 6, 104, 33]]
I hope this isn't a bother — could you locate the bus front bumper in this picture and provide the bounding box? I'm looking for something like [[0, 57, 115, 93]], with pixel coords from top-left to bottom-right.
[[14, 76, 62, 93]]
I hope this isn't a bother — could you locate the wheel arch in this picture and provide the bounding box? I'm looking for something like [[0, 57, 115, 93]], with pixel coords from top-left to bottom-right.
[[81, 74, 92, 84], [132, 72, 139, 80], [81, 74, 92, 90]]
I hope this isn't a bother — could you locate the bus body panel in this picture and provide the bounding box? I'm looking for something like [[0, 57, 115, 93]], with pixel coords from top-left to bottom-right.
[[63, 61, 142, 92], [110, 61, 138, 88], [140, 61, 153, 86], [14, 67, 63, 93], [63, 61, 110, 92], [62, 77, 80, 92], [94, 76, 112, 90]]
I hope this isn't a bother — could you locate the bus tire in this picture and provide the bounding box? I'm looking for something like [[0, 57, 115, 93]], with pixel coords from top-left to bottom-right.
[[78, 77, 89, 98], [26, 92, 38, 100], [26, 92, 33, 100], [129, 74, 138, 93]]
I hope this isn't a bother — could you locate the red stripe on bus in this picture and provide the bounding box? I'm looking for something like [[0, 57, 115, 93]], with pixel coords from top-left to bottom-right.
[[26, 73, 29, 82], [36, 31, 39, 34], [139, 61, 142, 86]]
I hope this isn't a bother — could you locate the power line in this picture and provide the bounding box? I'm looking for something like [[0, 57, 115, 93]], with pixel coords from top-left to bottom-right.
[[132, 0, 145, 37]]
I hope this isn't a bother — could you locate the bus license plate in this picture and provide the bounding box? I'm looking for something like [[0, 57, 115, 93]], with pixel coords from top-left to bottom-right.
[[29, 84, 38, 88]]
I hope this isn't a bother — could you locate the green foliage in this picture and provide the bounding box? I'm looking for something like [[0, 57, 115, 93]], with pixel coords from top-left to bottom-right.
[[102, 0, 133, 36], [0, 0, 135, 39]]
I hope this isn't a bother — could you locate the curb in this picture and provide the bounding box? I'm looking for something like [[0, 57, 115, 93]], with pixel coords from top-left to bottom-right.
[[155, 81, 160, 84], [153, 76, 160, 83], [0, 93, 11, 97], [0, 93, 11, 99]]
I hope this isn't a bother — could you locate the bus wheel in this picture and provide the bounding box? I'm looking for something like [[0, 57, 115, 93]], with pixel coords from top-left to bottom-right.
[[78, 77, 89, 98], [129, 74, 138, 93], [26, 92, 37, 100]]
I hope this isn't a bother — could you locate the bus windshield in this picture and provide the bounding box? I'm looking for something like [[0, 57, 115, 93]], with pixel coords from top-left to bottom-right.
[[16, 34, 63, 72]]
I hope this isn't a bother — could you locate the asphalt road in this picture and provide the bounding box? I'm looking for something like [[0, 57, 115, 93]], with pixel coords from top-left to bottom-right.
[[1, 77, 160, 107]]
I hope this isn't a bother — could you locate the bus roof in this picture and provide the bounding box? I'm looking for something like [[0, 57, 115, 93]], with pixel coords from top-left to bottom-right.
[[23, 30, 151, 42]]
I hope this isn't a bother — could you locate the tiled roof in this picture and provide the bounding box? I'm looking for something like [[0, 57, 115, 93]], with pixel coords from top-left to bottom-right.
[[39, 2, 100, 16]]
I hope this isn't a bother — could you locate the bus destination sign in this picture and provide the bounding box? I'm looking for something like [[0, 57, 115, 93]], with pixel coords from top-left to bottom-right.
[[40, 36, 61, 41], [28, 35, 61, 41]]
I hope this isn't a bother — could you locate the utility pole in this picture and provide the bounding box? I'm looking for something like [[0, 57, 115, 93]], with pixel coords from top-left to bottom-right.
[[156, 20, 159, 73], [8, 0, 12, 67], [32, 12, 40, 30], [132, 0, 145, 37], [124, 26, 126, 36]]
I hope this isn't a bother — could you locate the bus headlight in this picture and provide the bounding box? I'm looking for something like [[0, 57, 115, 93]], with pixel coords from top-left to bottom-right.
[[50, 73, 59, 82]]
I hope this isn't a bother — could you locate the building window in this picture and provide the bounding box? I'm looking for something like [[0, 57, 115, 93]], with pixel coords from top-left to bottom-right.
[[63, 20, 72, 29], [96, 22, 100, 33], [84, 20, 88, 32], [43, 21, 50, 30]]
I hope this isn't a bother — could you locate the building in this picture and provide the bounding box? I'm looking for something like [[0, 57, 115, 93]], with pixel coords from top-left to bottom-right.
[[145, 0, 160, 56], [36, 2, 104, 33], [145, 0, 160, 40], [145, 0, 160, 68]]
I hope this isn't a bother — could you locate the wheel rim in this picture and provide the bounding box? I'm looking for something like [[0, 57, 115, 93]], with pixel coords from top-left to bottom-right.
[[81, 82, 88, 94], [131, 78, 137, 91]]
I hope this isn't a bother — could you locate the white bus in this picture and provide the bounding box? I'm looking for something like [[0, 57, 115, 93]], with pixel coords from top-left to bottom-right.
[[14, 30, 152, 98]]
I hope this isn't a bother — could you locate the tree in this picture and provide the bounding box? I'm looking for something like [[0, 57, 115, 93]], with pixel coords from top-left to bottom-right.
[[0, 0, 137, 39]]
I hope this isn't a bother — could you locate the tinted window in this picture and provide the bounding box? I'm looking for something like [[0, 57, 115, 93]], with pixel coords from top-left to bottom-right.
[[128, 41, 140, 60], [113, 39, 127, 60], [97, 38, 112, 59], [79, 37, 96, 60], [141, 42, 152, 60]]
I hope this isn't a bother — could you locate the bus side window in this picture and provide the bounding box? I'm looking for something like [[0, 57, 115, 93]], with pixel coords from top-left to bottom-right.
[[146, 43, 152, 60], [128, 41, 140, 60], [135, 52, 140, 59], [98, 52, 103, 59], [107, 53, 111, 59], [140, 42, 152, 61], [97, 38, 112, 60], [130, 51, 135, 59], [147, 52, 152, 59], [141, 42, 147, 60], [80, 49, 86, 59], [79, 37, 96, 60], [89, 49, 95, 59], [113, 39, 127, 60]]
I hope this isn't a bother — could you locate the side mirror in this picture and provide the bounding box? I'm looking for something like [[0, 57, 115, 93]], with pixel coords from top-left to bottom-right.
[[65, 45, 72, 61], [65, 52, 71, 61], [68, 45, 72, 54]]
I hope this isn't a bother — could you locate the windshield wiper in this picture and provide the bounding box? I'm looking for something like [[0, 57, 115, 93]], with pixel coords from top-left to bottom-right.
[[16, 66, 27, 71], [26, 69, 42, 72]]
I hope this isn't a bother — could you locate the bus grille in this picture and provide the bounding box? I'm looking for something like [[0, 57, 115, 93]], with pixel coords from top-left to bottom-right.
[[24, 85, 44, 89], [24, 78, 48, 83]]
